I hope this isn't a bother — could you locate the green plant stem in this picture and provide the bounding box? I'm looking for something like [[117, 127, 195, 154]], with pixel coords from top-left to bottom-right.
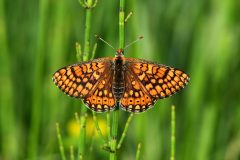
[[78, 113, 87, 158], [91, 43, 97, 60], [56, 123, 66, 160], [171, 105, 175, 160], [76, 42, 82, 61], [107, 112, 111, 143], [124, 11, 133, 23], [70, 146, 74, 160], [83, 1, 92, 61], [110, 105, 119, 160], [135, 143, 141, 160], [109, 0, 125, 159], [92, 111, 108, 145], [119, 0, 125, 49], [117, 113, 133, 149], [89, 126, 96, 155]]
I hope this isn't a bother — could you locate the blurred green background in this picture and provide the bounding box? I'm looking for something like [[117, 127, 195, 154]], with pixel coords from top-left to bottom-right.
[[1, 0, 240, 159]]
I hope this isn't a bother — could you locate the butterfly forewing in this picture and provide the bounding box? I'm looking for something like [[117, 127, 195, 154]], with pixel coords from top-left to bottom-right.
[[52, 57, 116, 112], [120, 58, 190, 112]]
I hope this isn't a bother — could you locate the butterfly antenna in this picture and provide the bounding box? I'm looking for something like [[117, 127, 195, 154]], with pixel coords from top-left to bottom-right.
[[95, 34, 115, 50], [124, 36, 144, 50]]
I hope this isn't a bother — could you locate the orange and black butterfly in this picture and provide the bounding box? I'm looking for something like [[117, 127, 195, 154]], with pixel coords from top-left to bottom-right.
[[52, 49, 189, 113]]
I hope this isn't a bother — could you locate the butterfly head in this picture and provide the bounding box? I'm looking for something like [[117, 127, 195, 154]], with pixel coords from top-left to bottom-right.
[[115, 48, 124, 57]]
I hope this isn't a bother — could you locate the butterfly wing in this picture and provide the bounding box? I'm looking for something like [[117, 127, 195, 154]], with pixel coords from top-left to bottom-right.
[[120, 69, 157, 112], [120, 58, 190, 112], [52, 57, 116, 112], [83, 69, 116, 112]]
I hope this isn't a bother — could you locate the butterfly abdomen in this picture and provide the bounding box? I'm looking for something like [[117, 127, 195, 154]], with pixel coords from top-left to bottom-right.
[[112, 56, 125, 102]]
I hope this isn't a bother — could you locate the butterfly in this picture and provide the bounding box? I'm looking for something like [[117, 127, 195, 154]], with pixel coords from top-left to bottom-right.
[[52, 48, 189, 113]]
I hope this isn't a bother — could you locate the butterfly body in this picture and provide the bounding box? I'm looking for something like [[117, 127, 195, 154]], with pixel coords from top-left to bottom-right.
[[53, 49, 190, 113], [113, 49, 125, 102]]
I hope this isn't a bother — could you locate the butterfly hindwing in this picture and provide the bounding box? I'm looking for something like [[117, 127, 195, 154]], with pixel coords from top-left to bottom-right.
[[120, 69, 157, 112], [83, 69, 116, 112]]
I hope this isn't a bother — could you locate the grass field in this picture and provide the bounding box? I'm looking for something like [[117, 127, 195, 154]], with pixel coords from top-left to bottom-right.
[[0, 0, 240, 159]]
